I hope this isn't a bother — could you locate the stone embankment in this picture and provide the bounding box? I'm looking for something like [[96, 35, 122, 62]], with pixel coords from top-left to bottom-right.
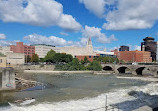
[[24, 70, 115, 75], [24, 70, 94, 74], [14, 65, 55, 71]]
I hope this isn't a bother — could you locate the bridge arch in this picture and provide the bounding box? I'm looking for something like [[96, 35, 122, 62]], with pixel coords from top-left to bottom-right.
[[117, 66, 130, 74], [135, 67, 146, 75], [103, 66, 113, 71]]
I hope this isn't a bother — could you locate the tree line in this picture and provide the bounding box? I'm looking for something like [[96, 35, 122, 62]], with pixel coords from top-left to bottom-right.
[[26, 49, 102, 71]]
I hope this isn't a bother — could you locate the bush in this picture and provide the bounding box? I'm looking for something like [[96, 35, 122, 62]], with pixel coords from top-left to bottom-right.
[[87, 61, 102, 71]]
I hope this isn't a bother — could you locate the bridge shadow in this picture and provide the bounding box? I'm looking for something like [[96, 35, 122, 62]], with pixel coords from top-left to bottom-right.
[[135, 67, 146, 75], [117, 66, 131, 74], [103, 66, 113, 71], [112, 91, 158, 111]]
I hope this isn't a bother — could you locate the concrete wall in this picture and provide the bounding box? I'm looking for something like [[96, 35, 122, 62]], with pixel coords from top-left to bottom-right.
[[0, 68, 15, 90], [14, 65, 55, 71]]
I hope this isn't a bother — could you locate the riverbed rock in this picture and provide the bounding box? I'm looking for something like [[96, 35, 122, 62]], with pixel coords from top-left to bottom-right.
[[133, 106, 152, 111]]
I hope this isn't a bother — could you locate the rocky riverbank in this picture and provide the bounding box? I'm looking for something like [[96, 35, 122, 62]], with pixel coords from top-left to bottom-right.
[[15, 77, 43, 91]]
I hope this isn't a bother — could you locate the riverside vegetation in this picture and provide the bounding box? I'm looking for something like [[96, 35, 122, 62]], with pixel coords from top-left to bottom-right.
[[26, 49, 119, 71]]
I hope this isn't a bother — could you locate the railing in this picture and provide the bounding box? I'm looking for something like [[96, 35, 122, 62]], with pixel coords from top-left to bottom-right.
[[88, 95, 119, 111]]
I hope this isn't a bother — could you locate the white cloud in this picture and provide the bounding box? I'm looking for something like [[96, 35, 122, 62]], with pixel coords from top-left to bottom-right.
[[103, 0, 158, 30], [23, 34, 76, 46], [0, 0, 81, 31], [79, 0, 106, 17], [134, 45, 141, 51], [0, 33, 6, 39], [0, 40, 16, 46], [81, 25, 117, 45], [58, 14, 81, 32], [80, 0, 158, 30], [60, 32, 68, 36]]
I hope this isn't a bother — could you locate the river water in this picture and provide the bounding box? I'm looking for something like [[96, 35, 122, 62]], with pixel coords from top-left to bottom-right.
[[0, 73, 158, 111]]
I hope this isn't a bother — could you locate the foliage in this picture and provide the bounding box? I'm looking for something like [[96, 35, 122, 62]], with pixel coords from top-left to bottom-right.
[[31, 54, 39, 63], [81, 56, 89, 65], [94, 56, 119, 64], [55, 58, 102, 71], [39, 58, 44, 62], [55, 58, 85, 71], [52, 53, 73, 63], [44, 49, 56, 62], [86, 60, 102, 71]]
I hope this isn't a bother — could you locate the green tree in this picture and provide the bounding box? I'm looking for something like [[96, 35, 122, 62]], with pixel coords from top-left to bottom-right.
[[39, 58, 44, 62], [87, 61, 102, 71], [31, 54, 39, 63], [44, 49, 56, 62], [55, 58, 85, 71], [52, 53, 73, 63]]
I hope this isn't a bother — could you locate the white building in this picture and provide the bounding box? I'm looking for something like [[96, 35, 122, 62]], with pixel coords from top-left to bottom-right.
[[95, 50, 115, 56], [0, 46, 13, 55], [6, 52, 25, 65], [33, 44, 56, 58], [33, 37, 95, 58]]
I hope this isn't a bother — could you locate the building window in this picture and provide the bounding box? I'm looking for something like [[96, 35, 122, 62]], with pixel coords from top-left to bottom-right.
[[0, 59, 2, 63]]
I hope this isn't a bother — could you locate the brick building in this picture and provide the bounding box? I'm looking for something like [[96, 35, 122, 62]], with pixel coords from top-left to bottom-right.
[[75, 55, 97, 62], [10, 42, 35, 57], [115, 51, 152, 63]]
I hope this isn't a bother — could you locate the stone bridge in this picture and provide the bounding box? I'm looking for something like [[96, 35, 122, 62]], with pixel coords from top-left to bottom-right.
[[101, 64, 158, 77]]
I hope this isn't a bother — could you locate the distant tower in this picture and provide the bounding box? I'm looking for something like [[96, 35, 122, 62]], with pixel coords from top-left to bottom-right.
[[86, 37, 93, 54], [87, 37, 92, 46]]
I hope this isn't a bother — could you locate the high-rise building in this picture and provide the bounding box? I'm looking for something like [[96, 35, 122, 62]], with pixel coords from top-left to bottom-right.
[[119, 46, 129, 51], [10, 42, 35, 57], [141, 37, 156, 61]]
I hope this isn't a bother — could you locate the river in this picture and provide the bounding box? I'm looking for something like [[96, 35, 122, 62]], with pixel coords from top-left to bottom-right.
[[0, 73, 158, 111]]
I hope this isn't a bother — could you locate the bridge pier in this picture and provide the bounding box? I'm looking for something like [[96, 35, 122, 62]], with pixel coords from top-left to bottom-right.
[[0, 68, 16, 91]]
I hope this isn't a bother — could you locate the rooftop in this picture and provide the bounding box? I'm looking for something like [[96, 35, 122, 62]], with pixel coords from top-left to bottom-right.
[[31, 44, 55, 47], [143, 37, 155, 42]]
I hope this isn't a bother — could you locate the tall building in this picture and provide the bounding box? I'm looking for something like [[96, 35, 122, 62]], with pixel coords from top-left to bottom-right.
[[115, 51, 152, 63], [10, 42, 35, 57], [141, 37, 156, 61], [33, 44, 56, 58], [119, 46, 129, 51]]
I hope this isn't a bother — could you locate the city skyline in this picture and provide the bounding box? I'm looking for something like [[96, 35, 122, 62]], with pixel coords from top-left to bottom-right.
[[0, 0, 158, 51]]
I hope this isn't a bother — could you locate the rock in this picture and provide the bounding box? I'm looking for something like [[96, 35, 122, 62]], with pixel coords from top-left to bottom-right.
[[133, 106, 152, 111]]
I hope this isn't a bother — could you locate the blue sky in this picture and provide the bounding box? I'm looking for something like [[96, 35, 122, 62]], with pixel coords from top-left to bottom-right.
[[0, 0, 158, 51]]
